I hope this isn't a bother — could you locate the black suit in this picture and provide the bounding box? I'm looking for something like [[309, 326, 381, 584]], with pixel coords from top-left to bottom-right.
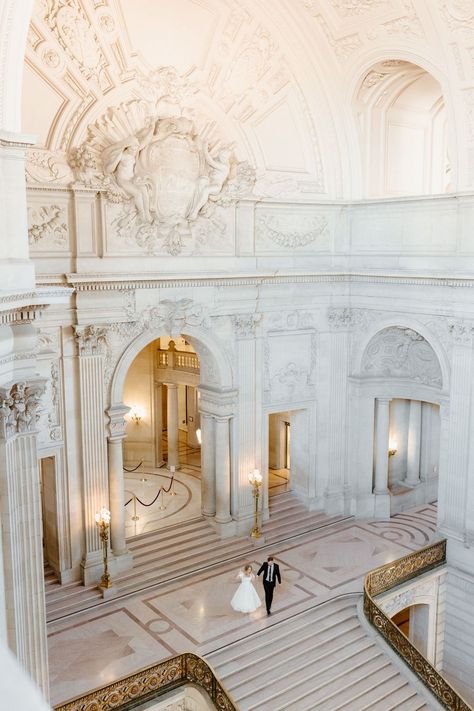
[[257, 561, 281, 613]]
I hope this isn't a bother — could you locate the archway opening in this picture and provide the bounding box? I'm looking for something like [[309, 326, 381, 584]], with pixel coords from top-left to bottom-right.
[[392, 603, 430, 658], [355, 60, 450, 197], [122, 336, 202, 536], [268, 411, 291, 497]]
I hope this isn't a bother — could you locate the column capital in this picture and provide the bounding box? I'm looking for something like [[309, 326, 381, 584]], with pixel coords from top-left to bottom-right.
[[376, 397, 392, 404], [0, 378, 46, 440], [74, 324, 108, 356], [164, 381, 178, 389], [106, 404, 130, 440]]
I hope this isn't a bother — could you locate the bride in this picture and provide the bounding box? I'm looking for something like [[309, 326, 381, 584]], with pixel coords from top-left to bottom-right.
[[231, 564, 262, 613]]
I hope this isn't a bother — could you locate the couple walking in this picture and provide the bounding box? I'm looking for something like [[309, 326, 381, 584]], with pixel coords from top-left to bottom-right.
[[231, 556, 281, 616]]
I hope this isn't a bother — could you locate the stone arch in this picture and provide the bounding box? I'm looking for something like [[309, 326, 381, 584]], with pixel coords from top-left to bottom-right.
[[355, 318, 449, 392], [110, 322, 234, 408], [347, 49, 457, 197]]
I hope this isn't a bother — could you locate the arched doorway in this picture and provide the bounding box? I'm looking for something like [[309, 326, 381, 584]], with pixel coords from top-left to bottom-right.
[[122, 336, 202, 536], [107, 318, 237, 559], [354, 60, 451, 196]]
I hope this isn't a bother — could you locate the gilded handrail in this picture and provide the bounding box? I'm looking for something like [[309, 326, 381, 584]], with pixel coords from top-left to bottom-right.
[[54, 652, 237, 711], [363, 539, 472, 711]]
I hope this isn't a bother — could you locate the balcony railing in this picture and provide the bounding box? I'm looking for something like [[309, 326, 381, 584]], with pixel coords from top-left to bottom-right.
[[364, 539, 471, 711], [157, 348, 200, 374], [53, 652, 237, 711]]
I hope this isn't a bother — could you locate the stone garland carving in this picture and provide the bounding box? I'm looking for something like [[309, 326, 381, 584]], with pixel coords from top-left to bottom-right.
[[266, 310, 314, 331], [361, 327, 442, 387], [264, 334, 317, 404], [48, 360, 62, 442], [68, 67, 256, 256], [447, 319, 474, 344], [330, 0, 391, 17], [256, 213, 328, 249], [28, 205, 68, 247], [26, 149, 74, 185], [0, 381, 46, 439]]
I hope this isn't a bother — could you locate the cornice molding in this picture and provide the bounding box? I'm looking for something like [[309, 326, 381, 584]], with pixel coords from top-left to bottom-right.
[[34, 272, 474, 292]]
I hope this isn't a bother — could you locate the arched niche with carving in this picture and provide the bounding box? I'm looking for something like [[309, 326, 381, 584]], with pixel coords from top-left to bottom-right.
[[360, 326, 443, 389], [354, 60, 450, 197]]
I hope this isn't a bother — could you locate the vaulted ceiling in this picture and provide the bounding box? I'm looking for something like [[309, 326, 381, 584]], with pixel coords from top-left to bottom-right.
[[20, 0, 474, 197]]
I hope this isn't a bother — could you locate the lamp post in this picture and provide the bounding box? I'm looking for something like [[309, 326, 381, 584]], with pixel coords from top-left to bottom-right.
[[95, 507, 112, 589], [248, 469, 263, 539]]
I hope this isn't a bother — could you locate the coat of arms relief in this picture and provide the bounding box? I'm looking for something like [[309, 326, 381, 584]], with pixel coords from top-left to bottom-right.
[[68, 67, 256, 255]]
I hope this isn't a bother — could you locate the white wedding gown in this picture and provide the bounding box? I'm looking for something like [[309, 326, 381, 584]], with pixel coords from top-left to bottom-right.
[[231, 572, 262, 613]]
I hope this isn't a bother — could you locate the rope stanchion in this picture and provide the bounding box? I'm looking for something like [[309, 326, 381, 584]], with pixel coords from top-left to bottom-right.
[[123, 460, 143, 473], [124, 473, 175, 510]]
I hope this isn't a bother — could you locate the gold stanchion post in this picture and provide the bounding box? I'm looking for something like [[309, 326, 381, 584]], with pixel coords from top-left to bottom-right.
[[248, 469, 263, 539], [95, 507, 113, 589]]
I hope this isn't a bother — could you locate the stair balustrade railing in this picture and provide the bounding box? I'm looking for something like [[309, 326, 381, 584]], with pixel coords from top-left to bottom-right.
[[364, 539, 471, 711], [54, 652, 237, 711]]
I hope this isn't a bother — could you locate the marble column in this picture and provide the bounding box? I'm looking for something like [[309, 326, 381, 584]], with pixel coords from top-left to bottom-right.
[[0, 379, 49, 698], [165, 383, 179, 469], [406, 400, 422, 487], [106, 405, 130, 560], [374, 398, 391, 494], [214, 416, 232, 524], [75, 326, 109, 584], [154, 384, 164, 467], [200, 413, 215, 517]]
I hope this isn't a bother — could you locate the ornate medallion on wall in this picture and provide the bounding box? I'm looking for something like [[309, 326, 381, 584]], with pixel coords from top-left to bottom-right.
[[68, 67, 256, 256]]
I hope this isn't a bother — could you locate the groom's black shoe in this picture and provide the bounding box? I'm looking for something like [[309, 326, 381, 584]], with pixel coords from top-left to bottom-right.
[[267, 610, 271, 615]]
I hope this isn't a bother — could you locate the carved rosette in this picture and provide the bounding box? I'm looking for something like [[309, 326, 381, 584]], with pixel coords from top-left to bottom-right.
[[0, 381, 46, 439]]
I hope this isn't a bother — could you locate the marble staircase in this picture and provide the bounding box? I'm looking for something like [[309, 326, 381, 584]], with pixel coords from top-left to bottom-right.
[[207, 594, 432, 711], [45, 492, 352, 621]]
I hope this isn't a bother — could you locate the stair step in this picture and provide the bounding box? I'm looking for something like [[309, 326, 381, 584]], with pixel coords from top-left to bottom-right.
[[332, 675, 410, 711], [240, 645, 383, 708]]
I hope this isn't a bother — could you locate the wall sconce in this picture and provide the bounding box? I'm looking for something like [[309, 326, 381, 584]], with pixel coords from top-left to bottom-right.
[[388, 440, 397, 457], [129, 404, 143, 425]]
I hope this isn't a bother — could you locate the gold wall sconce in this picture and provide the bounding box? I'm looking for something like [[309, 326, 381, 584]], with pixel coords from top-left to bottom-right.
[[388, 440, 398, 457], [129, 404, 143, 425]]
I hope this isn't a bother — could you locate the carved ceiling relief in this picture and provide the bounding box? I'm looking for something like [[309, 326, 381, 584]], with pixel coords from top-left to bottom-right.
[[66, 66, 256, 255], [361, 327, 443, 387]]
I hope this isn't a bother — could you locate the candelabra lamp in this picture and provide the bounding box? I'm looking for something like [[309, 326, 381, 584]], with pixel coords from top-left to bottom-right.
[[95, 507, 113, 589], [248, 469, 263, 539]]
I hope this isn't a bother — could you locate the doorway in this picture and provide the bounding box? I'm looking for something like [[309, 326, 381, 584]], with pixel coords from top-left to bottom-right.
[[268, 412, 291, 496], [392, 604, 430, 658], [39, 456, 60, 576]]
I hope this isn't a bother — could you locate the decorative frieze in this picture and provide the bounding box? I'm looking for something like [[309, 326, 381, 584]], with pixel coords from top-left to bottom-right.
[[256, 212, 328, 250], [28, 204, 68, 248]]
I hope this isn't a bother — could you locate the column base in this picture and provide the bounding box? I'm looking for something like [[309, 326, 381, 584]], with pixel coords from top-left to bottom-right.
[[323, 487, 347, 516], [209, 518, 237, 538], [404, 479, 421, 488], [112, 549, 133, 574], [99, 584, 119, 600], [373, 491, 391, 518], [202, 509, 216, 518]]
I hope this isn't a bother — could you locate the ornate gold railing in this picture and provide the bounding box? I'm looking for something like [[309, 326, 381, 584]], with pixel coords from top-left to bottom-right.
[[54, 652, 237, 711], [364, 539, 471, 711]]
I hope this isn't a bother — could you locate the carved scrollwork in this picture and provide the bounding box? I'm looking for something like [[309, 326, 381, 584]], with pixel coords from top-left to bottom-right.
[[53, 652, 237, 711], [361, 327, 442, 387], [364, 540, 470, 711]]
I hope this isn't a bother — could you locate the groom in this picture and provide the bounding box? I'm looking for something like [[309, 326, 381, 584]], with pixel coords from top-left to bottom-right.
[[257, 555, 281, 615]]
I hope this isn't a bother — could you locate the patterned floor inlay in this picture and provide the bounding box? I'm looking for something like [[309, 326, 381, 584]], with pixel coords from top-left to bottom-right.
[[48, 503, 437, 705]]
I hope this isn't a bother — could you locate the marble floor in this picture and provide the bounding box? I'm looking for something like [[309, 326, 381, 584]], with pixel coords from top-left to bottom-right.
[[47, 503, 437, 705]]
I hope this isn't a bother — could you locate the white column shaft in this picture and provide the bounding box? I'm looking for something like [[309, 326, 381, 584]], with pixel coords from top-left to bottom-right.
[[374, 398, 391, 493], [200, 413, 215, 517], [166, 383, 179, 469], [215, 417, 232, 523], [406, 400, 422, 486], [154, 384, 164, 466], [108, 437, 127, 555]]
